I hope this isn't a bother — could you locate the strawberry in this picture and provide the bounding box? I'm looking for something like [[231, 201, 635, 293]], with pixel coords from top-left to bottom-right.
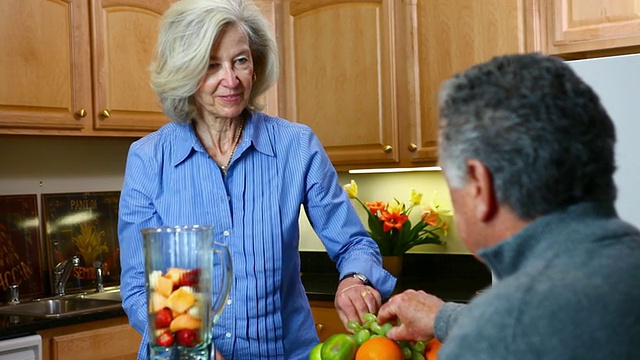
[[178, 268, 201, 287], [155, 307, 173, 329], [156, 330, 174, 347], [176, 329, 198, 347]]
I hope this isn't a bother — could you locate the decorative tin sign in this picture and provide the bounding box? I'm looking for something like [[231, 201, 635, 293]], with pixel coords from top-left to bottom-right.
[[42, 191, 121, 293], [0, 194, 45, 299]]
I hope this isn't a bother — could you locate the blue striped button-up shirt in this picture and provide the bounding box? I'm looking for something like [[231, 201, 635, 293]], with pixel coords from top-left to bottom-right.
[[118, 112, 396, 359]]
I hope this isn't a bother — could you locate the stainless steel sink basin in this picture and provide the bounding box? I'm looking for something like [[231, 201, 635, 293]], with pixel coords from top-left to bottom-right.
[[76, 287, 122, 302], [0, 297, 121, 318]]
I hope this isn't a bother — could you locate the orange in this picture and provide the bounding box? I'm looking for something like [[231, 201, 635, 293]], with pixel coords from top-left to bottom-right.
[[425, 338, 442, 360], [355, 337, 404, 360]]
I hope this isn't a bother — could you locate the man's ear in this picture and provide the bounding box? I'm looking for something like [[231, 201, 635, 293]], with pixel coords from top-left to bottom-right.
[[466, 159, 498, 222]]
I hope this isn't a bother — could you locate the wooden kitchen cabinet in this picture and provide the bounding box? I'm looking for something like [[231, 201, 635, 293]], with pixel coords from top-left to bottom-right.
[[37, 316, 141, 360], [525, 0, 640, 57], [279, 0, 401, 169], [402, 0, 526, 165], [278, 0, 525, 170], [0, 0, 172, 136], [309, 300, 344, 342]]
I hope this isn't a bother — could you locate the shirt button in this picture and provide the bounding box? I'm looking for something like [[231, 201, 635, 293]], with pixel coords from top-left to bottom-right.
[[227, 196, 231, 201], [225, 332, 232, 338], [223, 230, 230, 236], [226, 299, 232, 305]]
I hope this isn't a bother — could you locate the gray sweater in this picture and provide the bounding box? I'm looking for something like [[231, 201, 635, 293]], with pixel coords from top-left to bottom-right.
[[435, 202, 640, 359]]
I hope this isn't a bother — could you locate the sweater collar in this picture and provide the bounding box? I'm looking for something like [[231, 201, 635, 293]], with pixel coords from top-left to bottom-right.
[[477, 201, 618, 280]]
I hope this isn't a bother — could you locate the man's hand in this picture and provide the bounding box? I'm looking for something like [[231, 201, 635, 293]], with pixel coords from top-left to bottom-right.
[[334, 277, 382, 331], [376, 289, 444, 341]]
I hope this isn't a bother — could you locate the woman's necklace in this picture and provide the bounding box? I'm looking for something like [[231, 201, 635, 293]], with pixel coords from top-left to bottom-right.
[[219, 119, 244, 175]]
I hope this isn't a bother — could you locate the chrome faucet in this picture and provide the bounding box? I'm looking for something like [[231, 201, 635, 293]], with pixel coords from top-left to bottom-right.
[[53, 255, 80, 295], [93, 260, 104, 292]]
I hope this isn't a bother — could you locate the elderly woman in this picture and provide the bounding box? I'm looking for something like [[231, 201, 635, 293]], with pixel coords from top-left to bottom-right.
[[117, 0, 396, 359]]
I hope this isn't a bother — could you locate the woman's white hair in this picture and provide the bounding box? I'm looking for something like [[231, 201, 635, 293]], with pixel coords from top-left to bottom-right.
[[150, 0, 279, 123]]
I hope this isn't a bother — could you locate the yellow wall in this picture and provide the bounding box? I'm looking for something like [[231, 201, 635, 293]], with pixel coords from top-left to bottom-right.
[[300, 171, 469, 254]]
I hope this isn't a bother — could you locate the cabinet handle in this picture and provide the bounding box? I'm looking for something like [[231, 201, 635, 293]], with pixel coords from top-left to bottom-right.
[[382, 145, 393, 153], [408, 143, 418, 152], [75, 109, 87, 118], [316, 323, 324, 332], [100, 109, 111, 118]]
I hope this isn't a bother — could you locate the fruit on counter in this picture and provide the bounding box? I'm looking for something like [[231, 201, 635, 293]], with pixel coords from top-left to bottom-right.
[[320, 333, 358, 360], [309, 313, 429, 360], [309, 342, 323, 360], [424, 339, 441, 360], [355, 337, 403, 360], [156, 330, 175, 347]]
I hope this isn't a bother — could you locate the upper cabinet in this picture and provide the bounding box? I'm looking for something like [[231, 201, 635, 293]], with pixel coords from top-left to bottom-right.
[[526, 0, 640, 57], [0, 0, 172, 136], [279, 0, 400, 169], [278, 0, 525, 170], [404, 0, 525, 165]]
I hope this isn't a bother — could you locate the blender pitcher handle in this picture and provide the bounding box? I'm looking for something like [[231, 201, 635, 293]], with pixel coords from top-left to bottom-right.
[[212, 242, 233, 324]]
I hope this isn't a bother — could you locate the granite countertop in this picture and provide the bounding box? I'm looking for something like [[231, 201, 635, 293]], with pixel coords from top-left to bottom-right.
[[0, 253, 491, 340], [302, 252, 491, 303]]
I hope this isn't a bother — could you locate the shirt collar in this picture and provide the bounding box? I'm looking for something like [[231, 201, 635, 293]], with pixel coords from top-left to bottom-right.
[[170, 112, 276, 167]]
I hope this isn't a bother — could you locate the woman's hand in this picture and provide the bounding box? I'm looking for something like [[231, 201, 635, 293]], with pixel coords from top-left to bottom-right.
[[334, 277, 382, 331], [215, 348, 225, 360]]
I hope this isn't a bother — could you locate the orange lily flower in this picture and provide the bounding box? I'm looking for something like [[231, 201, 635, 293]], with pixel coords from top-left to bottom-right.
[[379, 210, 409, 232]]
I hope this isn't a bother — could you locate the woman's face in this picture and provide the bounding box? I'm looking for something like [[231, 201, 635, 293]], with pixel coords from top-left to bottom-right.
[[195, 24, 254, 120]]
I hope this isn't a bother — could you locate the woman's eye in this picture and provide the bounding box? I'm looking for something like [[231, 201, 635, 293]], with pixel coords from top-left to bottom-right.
[[208, 62, 220, 70], [235, 57, 251, 70]]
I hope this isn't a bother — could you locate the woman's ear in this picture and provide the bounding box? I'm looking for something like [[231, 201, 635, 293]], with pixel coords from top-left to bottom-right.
[[466, 159, 498, 222]]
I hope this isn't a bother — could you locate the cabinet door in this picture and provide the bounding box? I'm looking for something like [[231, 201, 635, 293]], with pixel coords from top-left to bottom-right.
[[254, 0, 280, 117], [38, 317, 142, 360], [309, 300, 344, 342], [49, 323, 141, 360], [528, 0, 640, 55], [405, 0, 525, 163], [90, 0, 172, 133], [0, 0, 92, 134], [280, 0, 399, 168]]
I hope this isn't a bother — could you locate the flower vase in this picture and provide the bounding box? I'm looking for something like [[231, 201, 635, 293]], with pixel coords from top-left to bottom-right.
[[382, 255, 404, 277]]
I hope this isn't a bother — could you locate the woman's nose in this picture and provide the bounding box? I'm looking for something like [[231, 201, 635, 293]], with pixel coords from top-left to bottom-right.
[[221, 65, 239, 87]]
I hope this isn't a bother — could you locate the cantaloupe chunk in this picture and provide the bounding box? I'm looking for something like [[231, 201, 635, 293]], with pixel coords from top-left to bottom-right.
[[154, 274, 174, 298], [170, 313, 202, 332], [166, 287, 196, 314], [165, 267, 187, 285], [149, 291, 168, 313]]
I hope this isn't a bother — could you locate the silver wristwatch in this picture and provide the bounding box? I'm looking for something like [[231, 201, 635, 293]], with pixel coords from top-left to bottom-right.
[[341, 272, 372, 286]]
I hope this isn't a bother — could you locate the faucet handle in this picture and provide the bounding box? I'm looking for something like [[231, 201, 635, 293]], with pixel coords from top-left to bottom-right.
[[8, 284, 19, 305], [94, 261, 104, 292]]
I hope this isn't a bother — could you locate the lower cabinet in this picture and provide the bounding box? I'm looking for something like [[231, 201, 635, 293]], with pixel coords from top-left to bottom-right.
[[309, 300, 345, 342], [37, 317, 141, 360]]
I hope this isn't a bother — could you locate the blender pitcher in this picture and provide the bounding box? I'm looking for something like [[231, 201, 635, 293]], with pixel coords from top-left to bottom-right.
[[142, 225, 232, 360]]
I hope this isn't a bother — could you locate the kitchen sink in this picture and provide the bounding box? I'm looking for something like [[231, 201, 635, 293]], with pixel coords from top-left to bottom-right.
[[0, 296, 121, 318], [75, 287, 122, 302]]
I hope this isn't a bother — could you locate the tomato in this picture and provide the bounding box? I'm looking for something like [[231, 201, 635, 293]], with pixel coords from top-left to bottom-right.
[[309, 342, 323, 360], [321, 333, 358, 360]]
